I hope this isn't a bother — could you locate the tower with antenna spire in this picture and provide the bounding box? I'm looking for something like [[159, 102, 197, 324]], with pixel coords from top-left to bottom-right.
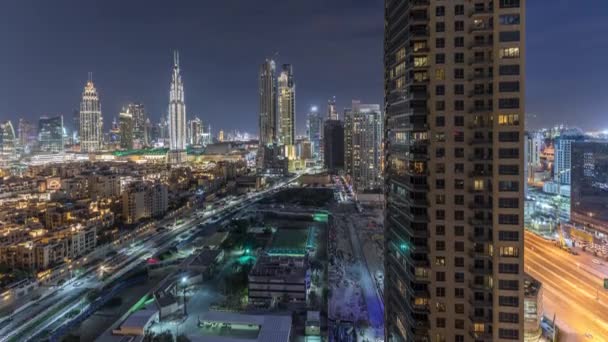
[[167, 50, 187, 163], [79, 73, 102, 152]]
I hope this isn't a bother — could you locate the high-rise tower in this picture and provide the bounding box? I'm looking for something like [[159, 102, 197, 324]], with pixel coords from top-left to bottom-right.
[[119, 107, 134, 150], [80, 74, 103, 152], [327, 96, 338, 120], [278, 64, 296, 146], [168, 50, 187, 163], [127, 103, 146, 148], [344, 100, 383, 191], [259, 59, 277, 147], [384, 1, 526, 341]]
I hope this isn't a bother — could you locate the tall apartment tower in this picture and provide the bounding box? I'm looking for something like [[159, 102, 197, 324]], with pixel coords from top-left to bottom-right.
[[38, 115, 65, 153], [119, 107, 134, 150], [259, 59, 278, 146], [384, 1, 526, 341], [344, 101, 383, 191], [327, 96, 339, 120], [127, 103, 147, 147], [80, 75, 103, 152], [278, 64, 296, 146], [168, 51, 187, 163], [306, 107, 323, 161]]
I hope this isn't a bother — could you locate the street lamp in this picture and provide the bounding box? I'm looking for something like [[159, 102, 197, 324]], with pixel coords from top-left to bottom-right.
[[181, 276, 188, 316]]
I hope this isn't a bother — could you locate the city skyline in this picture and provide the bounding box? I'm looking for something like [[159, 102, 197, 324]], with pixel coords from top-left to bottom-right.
[[1, 1, 606, 133]]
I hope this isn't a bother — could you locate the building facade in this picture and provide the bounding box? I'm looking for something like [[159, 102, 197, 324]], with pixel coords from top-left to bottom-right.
[[127, 103, 147, 148], [119, 108, 134, 150], [306, 107, 323, 161], [188, 117, 203, 145], [344, 101, 383, 191], [38, 115, 64, 153], [0, 121, 16, 160], [571, 141, 608, 235], [553, 130, 584, 186], [384, 1, 526, 341], [168, 51, 187, 163], [278, 64, 296, 147], [79, 76, 103, 152], [259, 59, 278, 147], [323, 119, 344, 172], [327, 96, 338, 120]]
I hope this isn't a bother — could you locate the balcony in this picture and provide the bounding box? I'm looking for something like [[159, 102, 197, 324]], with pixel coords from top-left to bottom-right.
[[410, 0, 430, 7], [469, 41, 493, 49], [468, 106, 492, 115], [469, 169, 491, 177], [469, 217, 493, 226], [469, 280, 493, 291], [468, 89, 493, 97], [468, 57, 492, 65], [468, 233, 491, 243], [409, 14, 429, 25], [469, 23, 494, 33], [469, 312, 493, 323], [468, 154, 492, 162], [468, 295, 494, 307], [469, 201, 492, 210], [469, 7, 494, 17], [469, 329, 493, 341], [469, 264, 493, 275], [468, 137, 492, 145], [468, 248, 493, 259], [468, 74, 494, 83]]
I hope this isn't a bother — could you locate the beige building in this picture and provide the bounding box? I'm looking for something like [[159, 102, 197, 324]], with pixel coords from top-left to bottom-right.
[[122, 181, 168, 224], [384, 0, 526, 341]]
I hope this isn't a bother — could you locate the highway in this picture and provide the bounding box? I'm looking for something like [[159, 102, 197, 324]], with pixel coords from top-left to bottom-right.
[[525, 231, 608, 341], [0, 173, 301, 342]]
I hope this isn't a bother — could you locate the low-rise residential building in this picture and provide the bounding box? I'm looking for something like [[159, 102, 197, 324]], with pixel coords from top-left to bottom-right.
[[122, 181, 168, 224]]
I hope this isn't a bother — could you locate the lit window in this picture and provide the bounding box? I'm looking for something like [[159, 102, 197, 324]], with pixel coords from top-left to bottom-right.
[[500, 246, 519, 257], [414, 56, 429, 67], [500, 47, 520, 58], [474, 180, 484, 190], [435, 68, 445, 80], [498, 114, 520, 126], [395, 47, 406, 62]]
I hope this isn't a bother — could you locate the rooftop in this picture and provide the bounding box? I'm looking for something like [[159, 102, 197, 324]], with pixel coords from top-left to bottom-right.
[[195, 311, 292, 342]]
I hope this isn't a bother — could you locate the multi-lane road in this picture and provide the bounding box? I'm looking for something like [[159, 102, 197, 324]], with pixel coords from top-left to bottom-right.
[[525, 231, 608, 341], [0, 174, 301, 342]]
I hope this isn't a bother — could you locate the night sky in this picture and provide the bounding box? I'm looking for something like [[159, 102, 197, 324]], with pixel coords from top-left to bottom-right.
[[0, 0, 607, 134]]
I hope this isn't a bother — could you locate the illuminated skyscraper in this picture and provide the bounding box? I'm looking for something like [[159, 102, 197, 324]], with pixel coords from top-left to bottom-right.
[[168, 50, 187, 163], [327, 96, 338, 120], [18, 119, 36, 149], [259, 59, 277, 146], [119, 108, 134, 150], [188, 117, 203, 145], [127, 103, 146, 147], [0, 120, 16, 160], [79, 74, 103, 152], [344, 101, 383, 191], [306, 106, 323, 161], [384, 0, 526, 340], [278, 64, 296, 146], [38, 115, 64, 153]]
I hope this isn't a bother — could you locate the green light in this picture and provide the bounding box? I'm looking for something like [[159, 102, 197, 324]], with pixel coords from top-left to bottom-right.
[[400, 243, 408, 251], [245, 248, 251, 254]]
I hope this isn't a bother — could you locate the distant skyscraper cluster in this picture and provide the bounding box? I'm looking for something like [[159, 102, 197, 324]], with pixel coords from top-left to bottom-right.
[[257, 58, 297, 175]]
